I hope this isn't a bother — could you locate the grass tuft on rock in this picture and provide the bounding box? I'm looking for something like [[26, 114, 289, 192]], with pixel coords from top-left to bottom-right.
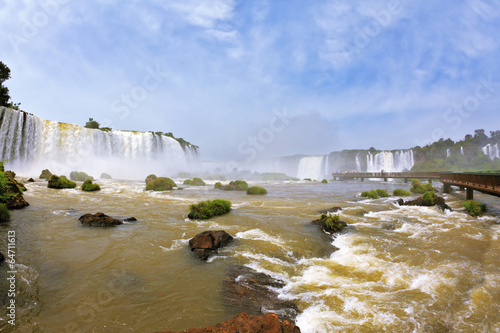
[[145, 177, 177, 191], [183, 177, 206, 186], [81, 180, 101, 191], [222, 180, 248, 191], [361, 190, 379, 199], [393, 188, 411, 196], [188, 199, 232, 219], [247, 186, 268, 195], [48, 175, 77, 189], [463, 200, 487, 217], [422, 191, 437, 206]]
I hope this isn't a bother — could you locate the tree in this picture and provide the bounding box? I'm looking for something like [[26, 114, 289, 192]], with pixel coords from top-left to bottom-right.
[[0, 61, 12, 107], [85, 118, 100, 129]]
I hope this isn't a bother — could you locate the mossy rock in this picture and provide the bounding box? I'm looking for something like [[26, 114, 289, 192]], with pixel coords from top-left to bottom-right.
[[393, 188, 411, 196], [0, 203, 10, 222], [0, 170, 29, 209], [40, 169, 52, 179], [183, 177, 206, 186], [214, 182, 223, 190], [48, 175, 77, 189], [376, 189, 389, 197], [145, 174, 157, 184], [422, 191, 437, 206], [223, 180, 248, 191], [321, 179, 328, 183], [81, 180, 101, 191], [188, 199, 232, 219], [312, 213, 347, 233], [247, 186, 268, 195], [303, 178, 312, 181], [361, 190, 379, 199], [463, 200, 487, 217], [145, 177, 177, 191], [100, 173, 112, 179], [70, 171, 94, 182]]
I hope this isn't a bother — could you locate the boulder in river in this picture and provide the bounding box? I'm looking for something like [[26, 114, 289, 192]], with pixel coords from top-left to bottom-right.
[[222, 265, 299, 323], [311, 213, 348, 234], [155, 312, 301, 333], [397, 195, 451, 211], [188, 230, 233, 260], [1, 170, 29, 209], [79, 212, 123, 227]]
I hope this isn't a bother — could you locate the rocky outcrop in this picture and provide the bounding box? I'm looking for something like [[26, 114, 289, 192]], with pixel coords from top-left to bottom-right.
[[222, 265, 299, 322], [1, 171, 29, 210], [79, 212, 123, 227], [27, 178, 35, 182], [188, 230, 233, 260], [311, 214, 348, 234], [156, 312, 300, 333], [396, 196, 451, 211]]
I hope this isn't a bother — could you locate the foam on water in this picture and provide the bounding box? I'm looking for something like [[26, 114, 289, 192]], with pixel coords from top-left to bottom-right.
[[235, 228, 286, 246]]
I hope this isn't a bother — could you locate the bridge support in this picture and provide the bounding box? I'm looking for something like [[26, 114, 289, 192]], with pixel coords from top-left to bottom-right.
[[466, 188, 474, 200], [361, 178, 364, 182], [428, 179, 432, 184], [384, 177, 388, 182], [443, 183, 451, 194]]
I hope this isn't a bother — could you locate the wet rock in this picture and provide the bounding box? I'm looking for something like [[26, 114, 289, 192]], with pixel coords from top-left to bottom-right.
[[397, 196, 451, 212], [123, 217, 137, 222], [188, 230, 233, 260], [2, 171, 29, 209], [78, 212, 123, 227], [311, 215, 348, 234], [318, 206, 342, 214], [27, 178, 35, 182], [222, 265, 299, 322], [0, 252, 4, 262], [155, 312, 301, 333]]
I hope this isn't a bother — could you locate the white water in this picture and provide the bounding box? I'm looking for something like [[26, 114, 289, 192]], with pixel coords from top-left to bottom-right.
[[482, 143, 499, 160], [0, 107, 198, 179], [355, 153, 361, 172], [367, 150, 414, 172], [297, 156, 325, 180], [447, 148, 451, 158], [461, 147, 465, 155]]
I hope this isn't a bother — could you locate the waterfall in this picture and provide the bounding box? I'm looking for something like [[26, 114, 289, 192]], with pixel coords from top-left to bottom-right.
[[0, 107, 198, 179], [446, 149, 451, 158], [297, 156, 324, 180], [461, 147, 464, 155], [482, 143, 500, 160], [367, 150, 414, 172], [355, 153, 361, 172]]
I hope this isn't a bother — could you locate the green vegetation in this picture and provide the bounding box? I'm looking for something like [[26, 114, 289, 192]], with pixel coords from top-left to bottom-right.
[[319, 213, 344, 232], [0, 172, 17, 203], [376, 189, 389, 197], [145, 174, 157, 184], [463, 200, 487, 217], [183, 177, 206, 186], [361, 190, 379, 199], [303, 178, 312, 181], [214, 182, 223, 190], [0, 203, 10, 222], [410, 180, 435, 194], [188, 199, 232, 220], [393, 188, 411, 196], [81, 180, 101, 191], [145, 177, 177, 191], [0, 61, 20, 109], [70, 171, 94, 182], [247, 186, 268, 195], [162, 132, 199, 150], [40, 169, 52, 180], [322, 179, 328, 183], [222, 180, 249, 191], [84, 118, 100, 129], [48, 175, 77, 189], [422, 191, 437, 206], [261, 172, 299, 181], [100, 173, 112, 179]]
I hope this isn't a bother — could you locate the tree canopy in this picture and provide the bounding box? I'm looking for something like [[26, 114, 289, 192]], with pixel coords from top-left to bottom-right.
[[0, 61, 19, 109]]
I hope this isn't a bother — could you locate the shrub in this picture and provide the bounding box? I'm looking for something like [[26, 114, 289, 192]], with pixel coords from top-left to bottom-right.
[[321, 179, 328, 183], [214, 182, 223, 190], [319, 213, 345, 232], [422, 191, 437, 206], [361, 190, 379, 199], [0, 172, 19, 203], [223, 180, 248, 191], [410, 180, 435, 194], [145, 174, 157, 184], [424, 183, 435, 192], [145, 177, 177, 191], [100, 173, 112, 179], [48, 175, 77, 189], [376, 189, 389, 197], [188, 199, 232, 219], [70, 171, 94, 182], [183, 177, 206, 186], [40, 169, 52, 179], [303, 178, 312, 181], [247, 186, 268, 195], [81, 180, 101, 191], [463, 200, 487, 217], [393, 188, 411, 196], [0, 203, 10, 222]]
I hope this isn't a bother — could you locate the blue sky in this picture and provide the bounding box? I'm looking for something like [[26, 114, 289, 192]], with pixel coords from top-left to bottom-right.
[[1, 0, 500, 161]]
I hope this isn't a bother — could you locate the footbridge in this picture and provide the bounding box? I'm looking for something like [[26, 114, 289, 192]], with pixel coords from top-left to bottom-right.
[[331, 171, 500, 200]]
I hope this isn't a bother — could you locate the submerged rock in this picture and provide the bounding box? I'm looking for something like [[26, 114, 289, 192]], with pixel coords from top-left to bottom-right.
[[188, 230, 233, 260], [27, 178, 35, 182], [79, 212, 123, 227], [156, 312, 301, 333], [222, 265, 299, 323]]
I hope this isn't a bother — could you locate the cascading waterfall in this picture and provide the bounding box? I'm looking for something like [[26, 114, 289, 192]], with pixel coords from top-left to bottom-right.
[[447, 148, 451, 157], [297, 156, 324, 180], [367, 150, 414, 172], [482, 143, 500, 160], [355, 153, 361, 172], [461, 147, 464, 155], [0, 107, 198, 178]]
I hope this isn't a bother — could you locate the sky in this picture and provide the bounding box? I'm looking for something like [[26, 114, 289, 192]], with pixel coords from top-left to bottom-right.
[[1, 0, 500, 162]]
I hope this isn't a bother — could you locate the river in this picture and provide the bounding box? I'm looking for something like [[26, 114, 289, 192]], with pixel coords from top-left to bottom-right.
[[1, 178, 499, 332]]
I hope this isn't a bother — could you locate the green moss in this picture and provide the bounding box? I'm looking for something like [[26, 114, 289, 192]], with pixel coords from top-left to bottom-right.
[[321, 179, 328, 183], [183, 177, 206, 186], [40, 169, 52, 179], [145, 177, 177, 191], [81, 179, 101, 191], [214, 182, 223, 190], [361, 190, 379, 199], [223, 180, 249, 191], [48, 175, 77, 189], [0, 203, 10, 222], [393, 188, 411, 196], [376, 189, 389, 197], [303, 178, 312, 181], [247, 186, 268, 195], [145, 174, 157, 184], [188, 199, 232, 219], [463, 200, 487, 217], [70, 171, 94, 182], [319, 213, 344, 232], [100, 173, 112, 179], [0, 172, 19, 203], [422, 191, 437, 206]]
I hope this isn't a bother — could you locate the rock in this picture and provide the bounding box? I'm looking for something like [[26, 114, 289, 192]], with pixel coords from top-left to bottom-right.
[[124, 217, 137, 222], [318, 206, 342, 214], [39, 169, 52, 180], [188, 230, 233, 260], [397, 196, 451, 211], [155, 312, 301, 333], [311, 215, 348, 234], [0, 252, 4, 262], [28, 178, 35, 182], [78, 212, 123, 227], [222, 265, 299, 322], [2, 171, 29, 209]]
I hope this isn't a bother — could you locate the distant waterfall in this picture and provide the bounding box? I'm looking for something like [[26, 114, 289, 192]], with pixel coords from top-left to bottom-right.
[[355, 153, 361, 172], [297, 156, 324, 180], [447, 149, 451, 157], [367, 150, 414, 172], [0, 107, 198, 178], [461, 147, 464, 155], [482, 143, 499, 160]]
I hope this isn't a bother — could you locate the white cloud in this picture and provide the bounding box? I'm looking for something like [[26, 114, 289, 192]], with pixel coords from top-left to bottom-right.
[[166, 0, 236, 28]]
